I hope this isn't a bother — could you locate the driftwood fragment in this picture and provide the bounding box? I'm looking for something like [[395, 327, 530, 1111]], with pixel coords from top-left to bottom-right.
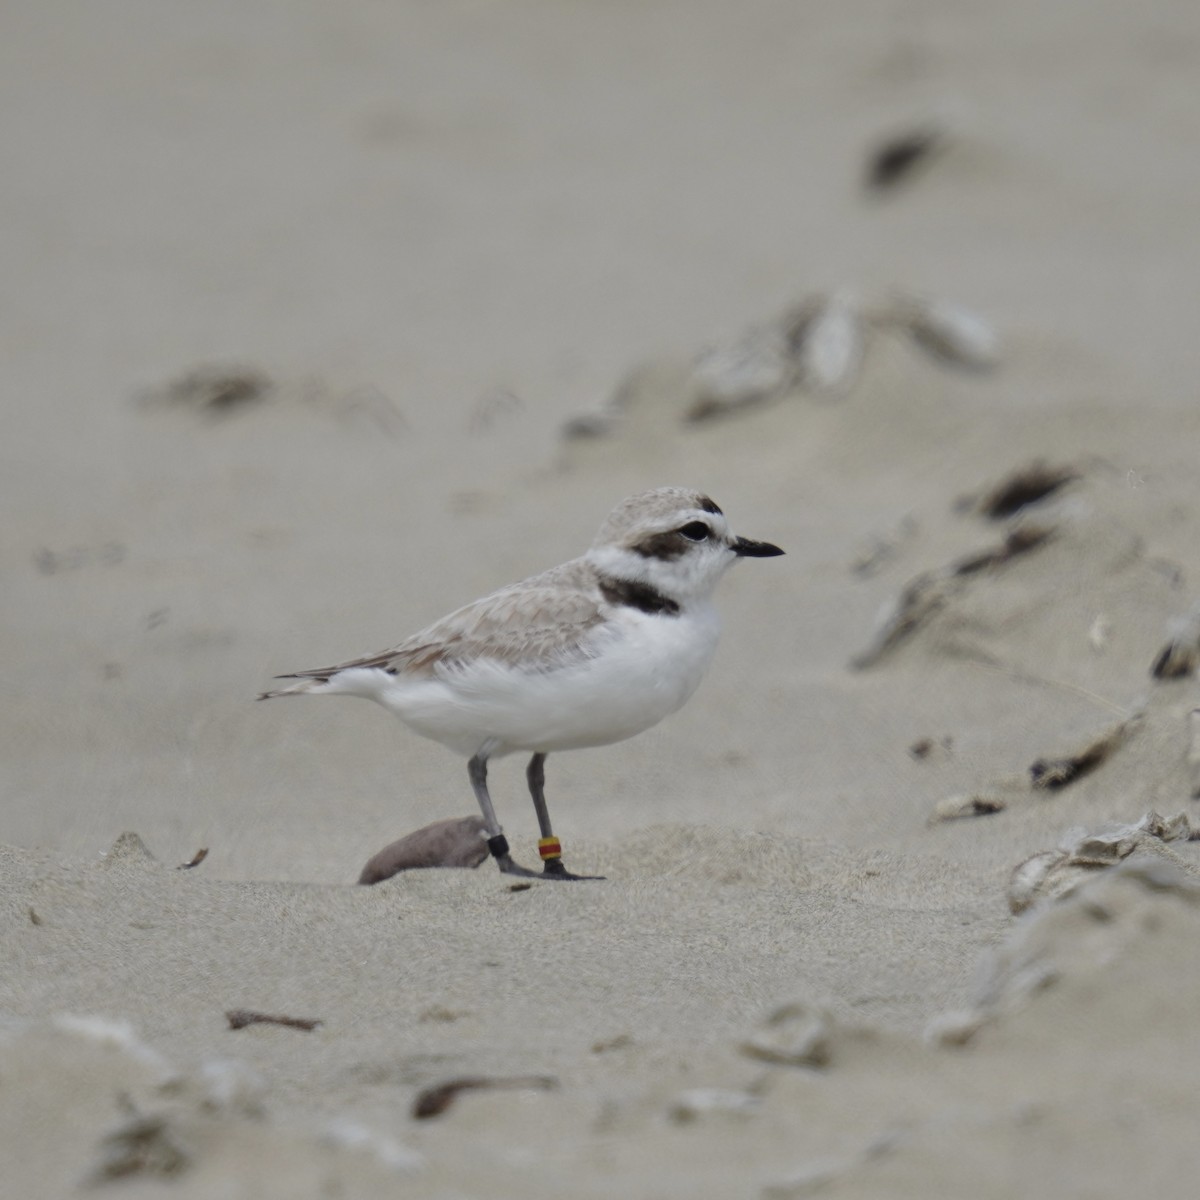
[[359, 816, 488, 884]]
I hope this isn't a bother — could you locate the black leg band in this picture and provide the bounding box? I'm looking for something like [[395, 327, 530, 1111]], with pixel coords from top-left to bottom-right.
[[487, 834, 510, 860]]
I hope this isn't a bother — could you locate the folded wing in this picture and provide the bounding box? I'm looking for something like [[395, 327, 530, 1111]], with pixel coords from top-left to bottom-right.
[[272, 579, 608, 686]]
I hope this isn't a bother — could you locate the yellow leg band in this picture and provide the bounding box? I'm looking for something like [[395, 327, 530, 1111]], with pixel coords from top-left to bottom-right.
[[538, 836, 562, 860]]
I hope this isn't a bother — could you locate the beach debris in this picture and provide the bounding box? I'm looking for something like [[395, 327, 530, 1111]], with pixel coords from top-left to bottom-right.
[[468, 387, 523, 434], [740, 1001, 832, 1068], [1029, 712, 1138, 790], [418, 1006, 469, 1024], [225, 1009, 322, 1033], [33, 542, 126, 576], [86, 1112, 191, 1184], [874, 292, 1000, 372], [190, 1059, 267, 1117], [329, 384, 409, 439], [851, 571, 955, 669], [1088, 614, 1110, 653], [561, 410, 619, 438], [930, 792, 1007, 823], [969, 461, 1080, 520], [1005, 850, 1072, 916], [852, 522, 1054, 668], [1188, 709, 1200, 799], [565, 285, 1000, 432], [850, 514, 918, 578], [508, 882, 533, 892], [28, 906, 42, 926], [931, 858, 1200, 1047], [358, 816, 488, 884], [688, 324, 795, 422], [176, 847, 208, 870], [909, 734, 952, 761], [140, 364, 272, 415], [1006, 810, 1197, 914], [411, 1075, 558, 1120], [1137, 810, 1197, 841], [1150, 601, 1200, 679], [669, 1088, 760, 1123], [765, 1128, 903, 1198], [784, 292, 865, 396], [590, 1033, 634, 1054], [864, 124, 945, 192], [953, 522, 1055, 575], [562, 365, 651, 439], [318, 1119, 423, 1172], [689, 290, 868, 418]]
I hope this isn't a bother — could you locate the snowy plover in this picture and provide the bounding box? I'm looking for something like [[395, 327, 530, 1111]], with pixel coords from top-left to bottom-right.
[[259, 487, 783, 879]]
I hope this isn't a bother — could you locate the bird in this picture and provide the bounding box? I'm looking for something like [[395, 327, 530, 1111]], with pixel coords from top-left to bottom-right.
[[258, 487, 783, 879]]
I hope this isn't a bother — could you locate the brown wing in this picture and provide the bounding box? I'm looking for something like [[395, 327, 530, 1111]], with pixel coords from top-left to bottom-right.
[[277, 570, 607, 682]]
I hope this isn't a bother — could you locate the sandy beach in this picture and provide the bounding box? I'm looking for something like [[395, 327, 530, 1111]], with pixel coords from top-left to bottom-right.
[[5, 2, 1200, 1195]]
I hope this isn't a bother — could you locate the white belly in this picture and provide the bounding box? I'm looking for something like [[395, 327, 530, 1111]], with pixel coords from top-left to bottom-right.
[[373, 604, 721, 758]]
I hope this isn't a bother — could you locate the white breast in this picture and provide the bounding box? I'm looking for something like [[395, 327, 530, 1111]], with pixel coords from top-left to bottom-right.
[[375, 602, 722, 758]]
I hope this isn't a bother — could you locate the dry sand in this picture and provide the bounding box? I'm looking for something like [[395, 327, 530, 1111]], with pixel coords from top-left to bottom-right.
[[5, 1, 1200, 1195]]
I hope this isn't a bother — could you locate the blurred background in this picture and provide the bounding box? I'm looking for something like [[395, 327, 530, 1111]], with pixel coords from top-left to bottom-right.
[[5, 0, 1200, 879]]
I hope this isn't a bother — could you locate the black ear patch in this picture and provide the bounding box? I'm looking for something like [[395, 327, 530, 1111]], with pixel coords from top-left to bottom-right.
[[632, 531, 688, 561], [698, 496, 723, 515]]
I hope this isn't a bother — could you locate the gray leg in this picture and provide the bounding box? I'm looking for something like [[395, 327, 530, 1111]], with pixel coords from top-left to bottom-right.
[[468, 752, 503, 836], [526, 752, 554, 838], [524, 752, 604, 881], [468, 752, 536, 878]]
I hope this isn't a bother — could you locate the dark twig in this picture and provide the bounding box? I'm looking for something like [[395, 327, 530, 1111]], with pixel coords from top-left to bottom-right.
[[225, 1009, 322, 1032], [412, 1075, 557, 1120]]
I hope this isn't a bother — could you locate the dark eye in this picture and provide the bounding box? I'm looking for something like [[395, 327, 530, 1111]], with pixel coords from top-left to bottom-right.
[[679, 521, 711, 541]]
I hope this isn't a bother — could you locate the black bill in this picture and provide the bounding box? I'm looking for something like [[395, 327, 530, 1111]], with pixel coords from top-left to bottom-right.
[[732, 536, 785, 558]]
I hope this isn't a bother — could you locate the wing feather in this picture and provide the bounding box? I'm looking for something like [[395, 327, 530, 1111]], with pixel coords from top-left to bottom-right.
[[277, 565, 608, 682]]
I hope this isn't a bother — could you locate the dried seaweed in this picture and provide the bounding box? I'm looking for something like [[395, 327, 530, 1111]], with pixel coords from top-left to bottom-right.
[[411, 1075, 557, 1120], [864, 126, 944, 192], [1150, 602, 1200, 679], [1029, 714, 1136, 790], [225, 1009, 322, 1032], [140, 365, 272, 415], [852, 523, 1054, 668], [973, 462, 1080, 519]]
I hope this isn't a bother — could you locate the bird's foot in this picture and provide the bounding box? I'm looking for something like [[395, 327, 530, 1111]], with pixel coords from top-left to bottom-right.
[[537, 836, 603, 880], [540, 858, 605, 882], [494, 855, 541, 878], [487, 834, 540, 878], [487, 834, 604, 881]]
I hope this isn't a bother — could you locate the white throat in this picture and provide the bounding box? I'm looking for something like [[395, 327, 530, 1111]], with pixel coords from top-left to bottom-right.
[[586, 543, 735, 608]]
